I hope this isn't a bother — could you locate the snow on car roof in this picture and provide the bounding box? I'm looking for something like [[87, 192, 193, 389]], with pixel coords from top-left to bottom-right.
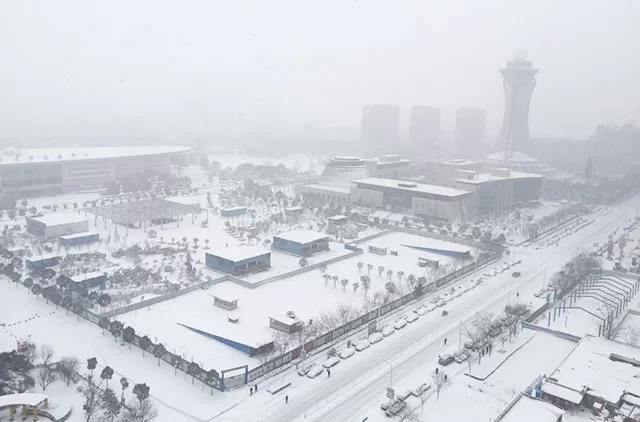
[[207, 246, 270, 263], [28, 213, 87, 226], [274, 229, 329, 244]]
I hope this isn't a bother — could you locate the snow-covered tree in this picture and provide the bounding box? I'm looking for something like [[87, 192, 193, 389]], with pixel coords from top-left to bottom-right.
[[57, 356, 79, 386]]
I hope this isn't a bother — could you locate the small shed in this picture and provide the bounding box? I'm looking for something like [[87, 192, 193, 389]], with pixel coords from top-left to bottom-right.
[[63, 271, 107, 291], [26, 254, 61, 270], [213, 295, 238, 311], [328, 215, 348, 229], [269, 314, 303, 334], [221, 206, 247, 217], [59, 231, 100, 247], [273, 230, 330, 257], [205, 247, 271, 276]]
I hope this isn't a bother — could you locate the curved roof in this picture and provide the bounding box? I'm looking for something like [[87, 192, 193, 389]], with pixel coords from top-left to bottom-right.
[[483, 150, 576, 181], [0, 146, 190, 166], [0, 393, 48, 407]]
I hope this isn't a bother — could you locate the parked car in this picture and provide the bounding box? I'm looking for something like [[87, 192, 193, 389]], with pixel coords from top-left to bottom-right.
[[454, 288, 463, 298], [438, 354, 455, 366], [512, 271, 521, 278], [502, 263, 510, 271], [415, 306, 429, 316], [385, 399, 406, 417], [381, 325, 395, 337], [413, 382, 431, 397], [369, 332, 384, 344], [436, 299, 446, 307], [453, 350, 470, 363], [397, 389, 413, 400], [354, 339, 371, 351], [380, 399, 394, 411], [323, 356, 341, 368], [339, 348, 356, 359], [394, 319, 408, 330], [297, 364, 313, 377], [405, 312, 419, 323], [425, 303, 437, 312], [307, 365, 324, 378]]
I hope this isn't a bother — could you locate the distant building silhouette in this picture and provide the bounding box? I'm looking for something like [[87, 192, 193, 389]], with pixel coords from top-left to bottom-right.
[[498, 50, 538, 157], [361, 105, 400, 152], [455, 107, 487, 154], [409, 106, 441, 151]]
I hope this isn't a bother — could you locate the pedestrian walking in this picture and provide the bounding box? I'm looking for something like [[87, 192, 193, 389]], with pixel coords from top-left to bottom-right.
[[435, 367, 439, 374], [255, 384, 258, 392], [444, 337, 447, 345], [250, 387, 253, 395], [285, 395, 289, 404], [327, 369, 331, 378]]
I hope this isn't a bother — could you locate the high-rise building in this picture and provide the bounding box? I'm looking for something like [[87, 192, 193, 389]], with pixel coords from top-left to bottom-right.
[[409, 106, 441, 150], [498, 50, 538, 156], [455, 107, 487, 154], [360, 105, 400, 151]]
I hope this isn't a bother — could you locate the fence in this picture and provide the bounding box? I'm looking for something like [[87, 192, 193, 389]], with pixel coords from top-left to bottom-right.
[[521, 321, 582, 343], [101, 275, 228, 318], [244, 250, 502, 385]]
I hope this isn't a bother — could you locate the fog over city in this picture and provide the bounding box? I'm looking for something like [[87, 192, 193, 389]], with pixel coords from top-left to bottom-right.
[[1, 0, 639, 145]]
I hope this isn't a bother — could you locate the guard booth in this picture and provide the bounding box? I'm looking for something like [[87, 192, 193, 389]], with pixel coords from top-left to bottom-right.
[[368, 245, 388, 255]]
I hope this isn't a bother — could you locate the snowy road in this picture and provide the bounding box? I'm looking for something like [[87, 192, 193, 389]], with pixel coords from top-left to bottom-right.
[[216, 198, 640, 422]]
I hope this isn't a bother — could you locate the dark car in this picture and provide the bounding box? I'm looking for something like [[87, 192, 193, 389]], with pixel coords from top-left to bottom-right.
[[512, 271, 521, 278], [438, 354, 455, 366]]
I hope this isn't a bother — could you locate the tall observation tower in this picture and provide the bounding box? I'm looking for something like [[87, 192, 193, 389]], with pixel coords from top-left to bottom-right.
[[498, 50, 538, 160]]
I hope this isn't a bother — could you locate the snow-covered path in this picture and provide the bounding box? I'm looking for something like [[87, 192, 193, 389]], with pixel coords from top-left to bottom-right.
[[215, 198, 640, 422]]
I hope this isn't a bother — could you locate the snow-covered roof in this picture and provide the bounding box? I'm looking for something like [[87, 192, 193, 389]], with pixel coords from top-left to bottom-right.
[[28, 213, 87, 226], [353, 177, 471, 199], [0, 393, 48, 407], [0, 146, 190, 166], [328, 215, 348, 221], [285, 206, 303, 211], [59, 231, 99, 240], [542, 381, 584, 404], [68, 271, 106, 283], [499, 395, 564, 422], [551, 335, 640, 404], [269, 315, 301, 327], [455, 170, 544, 185], [274, 230, 329, 244], [622, 393, 640, 407], [222, 206, 247, 212], [26, 253, 61, 262], [402, 238, 471, 254], [296, 184, 351, 194], [207, 246, 270, 263]]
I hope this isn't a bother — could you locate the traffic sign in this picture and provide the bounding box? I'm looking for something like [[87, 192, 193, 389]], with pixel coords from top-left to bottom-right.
[[386, 387, 395, 399]]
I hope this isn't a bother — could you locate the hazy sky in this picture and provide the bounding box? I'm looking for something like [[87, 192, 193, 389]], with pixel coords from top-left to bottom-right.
[[1, 0, 639, 143]]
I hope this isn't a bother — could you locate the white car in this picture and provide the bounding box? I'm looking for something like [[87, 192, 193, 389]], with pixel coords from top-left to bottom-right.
[[307, 365, 324, 378], [369, 332, 384, 344], [454, 288, 463, 298], [462, 284, 471, 292], [339, 348, 356, 359], [425, 303, 437, 312], [415, 306, 428, 316], [394, 319, 408, 330], [323, 356, 341, 368], [381, 325, 395, 337], [436, 299, 446, 307], [502, 263, 510, 271], [442, 294, 453, 303], [355, 339, 371, 351], [405, 312, 419, 323], [413, 382, 431, 397], [492, 268, 499, 276]]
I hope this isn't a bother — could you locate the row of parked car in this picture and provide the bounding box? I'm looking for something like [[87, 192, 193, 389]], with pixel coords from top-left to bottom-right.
[[380, 381, 432, 417], [534, 218, 594, 250], [482, 259, 522, 279]]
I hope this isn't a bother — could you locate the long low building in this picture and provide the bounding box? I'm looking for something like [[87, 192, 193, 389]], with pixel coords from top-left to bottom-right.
[[205, 247, 271, 276], [0, 146, 190, 196], [351, 177, 473, 221], [273, 230, 330, 257], [25, 214, 89, 238]]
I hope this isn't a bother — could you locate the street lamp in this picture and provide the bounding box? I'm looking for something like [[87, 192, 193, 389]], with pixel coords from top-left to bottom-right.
[[382, 359, 393, 388]]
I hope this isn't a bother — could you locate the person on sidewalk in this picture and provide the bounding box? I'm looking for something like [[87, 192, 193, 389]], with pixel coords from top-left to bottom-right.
[[444, 338, 447, 345], [254, 384, 258, 392], [285, 395, 289, 404], [327, 369, 331, 378], [250, 387, 253, 395]]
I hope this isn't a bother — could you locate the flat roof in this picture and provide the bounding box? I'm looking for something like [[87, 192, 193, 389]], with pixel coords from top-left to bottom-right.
[[0, 146, 190, 166], [269, 315, 301, 327], [60, 231, 99, 240], [68, 271, 106, 283], [274, 230, 330, 244], [455, 171, 544, 185], [500, 395, 563, 422], [297, 184, 351, 194], [207, 246, 270, 263], [402, 238, 471, 254], [26, 253, 61, 262], [353, 177, 471, 199], [542, 381, 584, 404], [28, 213, 88, 226]]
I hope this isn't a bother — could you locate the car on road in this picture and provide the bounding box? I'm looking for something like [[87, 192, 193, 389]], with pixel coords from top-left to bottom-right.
[[381, 325, 395, 337], [405, 312, 419, 323], [453, 350, 470, 363], [369, 332, 384, 344], [394, 319, 408, 330], [415, 306, 429, 315], [482, 271, 492, 277], [297, 364, 313, 377], [397, 389, 413, 400], [306, 365, 325, 378], [385, 399, 406, 417], [425, 303, 437, 312], [438, 354, 455, 366], [512, 271, 521, 278], [323, 356, 341, 368], [413, 382, 431, 397], [380, 398, 394, 411], [502, 263, 510, 271], [454, 288, 464, 298], [436, 298, 446, 307], [339, 348, 356, 359], [354, 339, 371, 351]]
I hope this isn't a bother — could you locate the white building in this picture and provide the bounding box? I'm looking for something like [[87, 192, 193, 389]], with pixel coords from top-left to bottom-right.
[[25, 214, 89, 238]]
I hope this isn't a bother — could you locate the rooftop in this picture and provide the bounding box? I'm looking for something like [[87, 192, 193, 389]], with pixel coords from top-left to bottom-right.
[[274, 229, 329, 244], [353, 177, 471, 199], [28, 213, 88, 226], [328, 215, 348, 221], [0, 146, 190, 166], [402, 238, 472, 254], [455, 170, 544, 185], [550, 335, 640, 404], [68, 271, 106, 283], [296, 184, 352, 194], [207, 246, 270, 263], [499, 395, 564, 422], [59, 231, 99, 240]]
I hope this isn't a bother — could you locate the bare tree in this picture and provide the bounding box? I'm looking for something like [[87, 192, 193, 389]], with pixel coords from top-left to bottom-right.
[[120, 396, 157, 422], [619, 323, 640, 346], [39, 344, 55, 367], [598, 305, 621, 340], [57, 356, 80, 386], [431, 370, 449, 400], [271, 331, 294, 357], [82, 383, 101, 422], [37, 365, 56, 391]]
